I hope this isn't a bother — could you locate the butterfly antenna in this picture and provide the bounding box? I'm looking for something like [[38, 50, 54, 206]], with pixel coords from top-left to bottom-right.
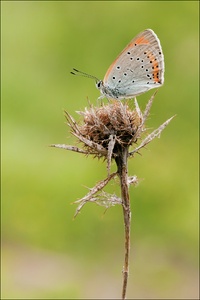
[[71, 68, 99, 82]]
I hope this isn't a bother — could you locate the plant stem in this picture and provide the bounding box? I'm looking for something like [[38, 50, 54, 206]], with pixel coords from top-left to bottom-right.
[[115, 146, 131, 300]]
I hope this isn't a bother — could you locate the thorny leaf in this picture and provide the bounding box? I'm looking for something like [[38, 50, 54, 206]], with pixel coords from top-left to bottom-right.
[[107, 134, 116, 175], [129, 115, 175, 157], [134, 98, 143, 120], [73, 171, 117, 217], [50, 144, 97, 155], [133, 90, 157, 141], [72, 132, 108, 156], [88, 191, 122, 208]]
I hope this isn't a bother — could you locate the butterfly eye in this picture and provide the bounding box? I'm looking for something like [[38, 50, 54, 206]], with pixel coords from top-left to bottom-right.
[[97, 81, 102, 88]]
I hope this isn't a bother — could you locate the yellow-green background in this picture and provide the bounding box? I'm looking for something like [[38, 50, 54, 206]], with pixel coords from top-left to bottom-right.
[[2, 1, 199, 299]]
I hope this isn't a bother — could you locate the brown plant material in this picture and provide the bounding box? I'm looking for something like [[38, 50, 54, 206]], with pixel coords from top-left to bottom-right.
[[51, 91, 175, 299]]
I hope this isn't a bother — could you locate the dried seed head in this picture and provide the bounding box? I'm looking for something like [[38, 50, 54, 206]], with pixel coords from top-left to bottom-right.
[[75, 101, 142, 156]]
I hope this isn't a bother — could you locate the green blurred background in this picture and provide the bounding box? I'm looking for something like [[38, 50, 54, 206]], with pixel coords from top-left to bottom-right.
[[1, 1, 199, 299]]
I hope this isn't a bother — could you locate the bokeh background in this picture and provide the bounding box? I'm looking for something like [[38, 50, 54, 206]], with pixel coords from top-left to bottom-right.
[[2, 1, 199, 299]]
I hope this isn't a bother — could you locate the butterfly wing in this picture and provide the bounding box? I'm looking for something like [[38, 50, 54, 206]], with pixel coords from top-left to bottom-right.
[[102, 29, 164, 99]]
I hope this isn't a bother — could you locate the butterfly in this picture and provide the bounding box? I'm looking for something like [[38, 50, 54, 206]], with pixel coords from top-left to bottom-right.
[[71, 29, 164, 100]]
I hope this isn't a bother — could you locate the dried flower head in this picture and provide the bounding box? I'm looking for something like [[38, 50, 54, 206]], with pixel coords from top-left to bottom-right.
[[77, 101, 142, 153]]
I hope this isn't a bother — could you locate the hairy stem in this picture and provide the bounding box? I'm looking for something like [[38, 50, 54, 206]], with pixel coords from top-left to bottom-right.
[[115, 146, 131, 300]]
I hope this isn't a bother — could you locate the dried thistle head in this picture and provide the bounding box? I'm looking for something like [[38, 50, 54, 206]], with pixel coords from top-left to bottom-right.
[[67, 101, 142, 158], [81, 101, 141, 149], [53, 92, 174, 165], [61, 93, 174, 175]]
